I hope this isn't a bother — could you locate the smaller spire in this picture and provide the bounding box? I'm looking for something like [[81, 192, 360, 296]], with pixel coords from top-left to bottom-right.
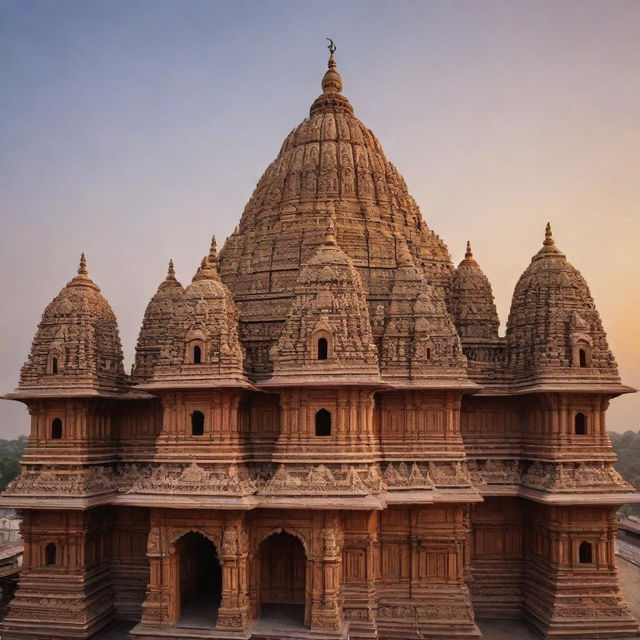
[[78, 252, 88, 276], [67, 251, 99, 290], [395, 233, 414, 267], [465, 241, 473, 259], [208, 235, 218, 264], [166, 259, 176, 281], [544, 222, 554, 246], [324, 216, 337, 246]]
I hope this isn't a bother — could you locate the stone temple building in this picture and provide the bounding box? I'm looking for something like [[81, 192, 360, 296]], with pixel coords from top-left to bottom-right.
[[2, 46, 640, 640]]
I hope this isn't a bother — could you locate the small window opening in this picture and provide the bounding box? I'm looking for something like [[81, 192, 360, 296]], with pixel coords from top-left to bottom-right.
[[45, 543, 57, 566], [317, 337, 328, 360], [51, 357, 58, 374], [579, 541, 593, 564], [315, 409, 331, 436], [426, 347, 431, 360], [574, 412, 587, 435], [51, 418, 63, 440], [191, 411, 205, 436], [193, 345, 202, 364], [579, 349, 587, 368]]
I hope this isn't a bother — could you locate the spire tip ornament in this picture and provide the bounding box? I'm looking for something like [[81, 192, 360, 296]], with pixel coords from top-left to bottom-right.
[[78, 252, 88, 276], [321, 38, 342, 94], [465, 241, 473, 259], [544, 222, 554, 246]]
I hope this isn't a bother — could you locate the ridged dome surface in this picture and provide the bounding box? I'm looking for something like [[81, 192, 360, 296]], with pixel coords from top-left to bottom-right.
[[19, 255, 126, 394], [381, 236, 467, 385], [148, 239, 247, 388], [506, 225, 618, 382], [448, 242, 500, 340], [219, 54, 453, 378], [133, 260, 184, 382], [268, 224, 380, 385]]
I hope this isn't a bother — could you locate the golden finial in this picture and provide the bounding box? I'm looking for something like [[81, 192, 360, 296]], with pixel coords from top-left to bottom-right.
[[167, 259, 176, 280], [322, 38, 342, 93], [544, 222, 554, 246], [78, 252, 88, 276], [465, 241, 473, 259]]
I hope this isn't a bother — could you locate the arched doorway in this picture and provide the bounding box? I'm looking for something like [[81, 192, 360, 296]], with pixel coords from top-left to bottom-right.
[[176, 532, 222, 628], [258, 532, 307, 627]]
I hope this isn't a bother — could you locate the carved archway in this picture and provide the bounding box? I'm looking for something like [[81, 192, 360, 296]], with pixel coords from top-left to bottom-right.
[[251, 526, 311, 559], [168, 527, 222, 556], [174, 531, 222, 627], [254, 531, 309, 627]]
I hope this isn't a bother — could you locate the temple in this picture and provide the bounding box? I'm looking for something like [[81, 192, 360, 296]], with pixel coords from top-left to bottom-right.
[[2, 45, 639, 640]]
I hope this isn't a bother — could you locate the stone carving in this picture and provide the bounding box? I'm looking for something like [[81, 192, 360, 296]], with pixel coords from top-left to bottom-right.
[[522, 461, 633, 493], [123, 463, 256, 496], [447, 242, 500, 341], [18, 254, 126, 394], [4, 465, 115, 497], [137, 237, 247, 388], [268, 220, 382, 384], [382, 462, 434, 489], [506, 224, 619, 383], [467, 459, 521, 486], [261, 463, 384, 496]]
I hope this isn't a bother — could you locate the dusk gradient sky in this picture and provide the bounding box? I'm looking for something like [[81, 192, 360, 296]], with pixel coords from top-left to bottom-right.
[[1, 0, 639, 437]]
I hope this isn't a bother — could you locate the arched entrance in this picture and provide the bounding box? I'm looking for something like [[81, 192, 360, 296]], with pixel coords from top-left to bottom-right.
[[258, 532, 307, 626], [176, 532, 222, 628]]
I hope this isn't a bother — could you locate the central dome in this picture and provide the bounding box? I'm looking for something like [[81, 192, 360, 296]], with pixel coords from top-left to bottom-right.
[[219, 50, 453, 377]]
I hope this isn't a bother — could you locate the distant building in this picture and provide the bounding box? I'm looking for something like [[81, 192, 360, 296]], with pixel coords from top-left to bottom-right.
[[1, 47, 639, 640], [0, 509, 22, 618]]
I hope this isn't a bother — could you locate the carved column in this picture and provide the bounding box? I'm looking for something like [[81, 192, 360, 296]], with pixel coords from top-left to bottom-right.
[[308, 512, 344, 634], [217, 514, 251, 629], [141, 520, 177, 627]]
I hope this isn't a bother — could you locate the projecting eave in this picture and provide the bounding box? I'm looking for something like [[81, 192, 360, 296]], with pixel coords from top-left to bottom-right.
[[518, 487, 640, 506], [2, 387, 153, 401], [475, 381, 636, 397], [380, 376, 481, 392], [258, 375, 389, 389], [135, 378, 258, 392]]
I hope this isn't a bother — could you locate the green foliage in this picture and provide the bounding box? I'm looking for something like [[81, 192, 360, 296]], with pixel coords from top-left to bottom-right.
[[610, 430, 640, 518], [0, 436, 27, 492]]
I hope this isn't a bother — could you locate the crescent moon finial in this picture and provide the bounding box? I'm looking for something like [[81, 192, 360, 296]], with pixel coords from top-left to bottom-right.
[[326, 38, 336, 56]]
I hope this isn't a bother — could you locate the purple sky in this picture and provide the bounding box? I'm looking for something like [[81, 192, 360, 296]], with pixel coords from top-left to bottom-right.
[[1, 0, 639, 437]]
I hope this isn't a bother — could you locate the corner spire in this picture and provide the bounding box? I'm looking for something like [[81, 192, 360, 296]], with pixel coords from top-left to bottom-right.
[[465, 241, 473, 259], [209, 235, 218, 263], [166, 259, 176, 281], [321, 38, 343, 94]]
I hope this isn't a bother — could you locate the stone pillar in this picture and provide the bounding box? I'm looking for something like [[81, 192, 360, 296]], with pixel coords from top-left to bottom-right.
[[308, 512, 344, 635], [140, 521, 177, 627], [217, 514, 251, 630]]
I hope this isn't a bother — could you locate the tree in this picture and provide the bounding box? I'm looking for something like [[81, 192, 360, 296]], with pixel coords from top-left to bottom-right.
[[610, 430, 640, 518], [0, 436, 27, 491]]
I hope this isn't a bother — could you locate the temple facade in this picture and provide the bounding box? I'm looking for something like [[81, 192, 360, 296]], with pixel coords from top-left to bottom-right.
[[2, 48, 639, 640]]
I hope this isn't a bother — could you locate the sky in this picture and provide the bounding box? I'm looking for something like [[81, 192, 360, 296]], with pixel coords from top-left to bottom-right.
[[1, 0, 639, 438]]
